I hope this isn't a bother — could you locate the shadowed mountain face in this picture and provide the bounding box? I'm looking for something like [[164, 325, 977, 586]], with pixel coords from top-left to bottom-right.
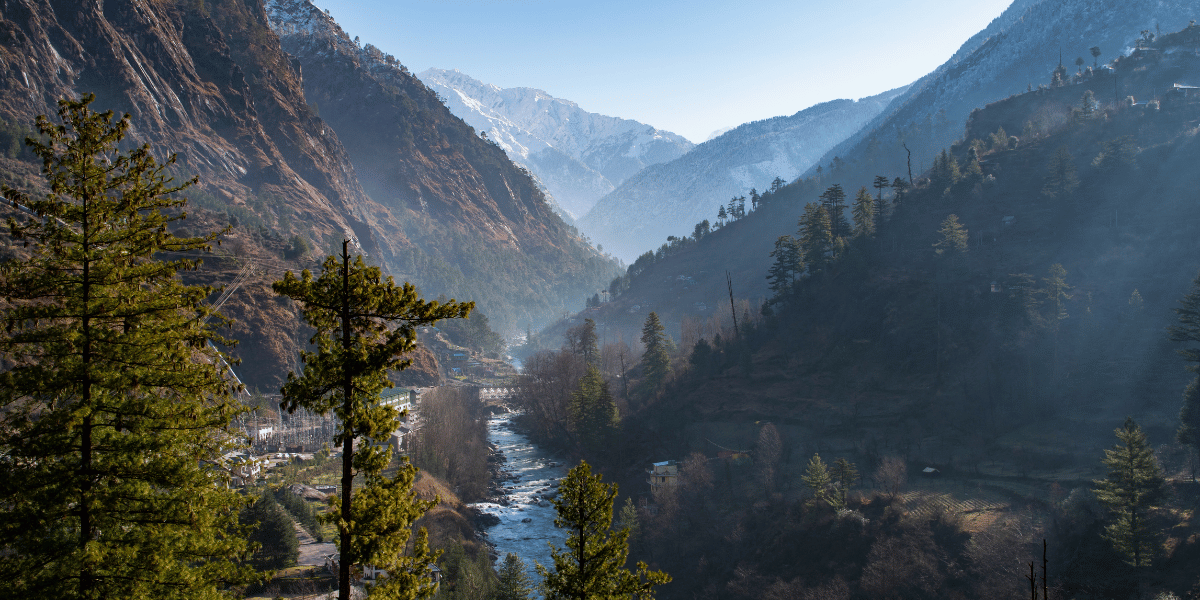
[[577, 88, 906, 263], [266, 0, 618, 333], [418, 68, 694, 220], [0, 0, 617, 389]]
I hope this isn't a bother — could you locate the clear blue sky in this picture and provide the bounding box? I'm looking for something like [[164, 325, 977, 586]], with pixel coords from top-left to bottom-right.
[[312, 0, 1015, 143]]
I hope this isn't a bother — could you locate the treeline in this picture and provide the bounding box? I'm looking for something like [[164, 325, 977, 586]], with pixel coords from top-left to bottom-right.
[[607, 178, 790, 301], [408, 387, 491, 501]]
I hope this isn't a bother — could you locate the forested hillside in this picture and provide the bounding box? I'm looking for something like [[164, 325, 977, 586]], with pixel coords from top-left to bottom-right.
[[515, 24, 1200, 599]]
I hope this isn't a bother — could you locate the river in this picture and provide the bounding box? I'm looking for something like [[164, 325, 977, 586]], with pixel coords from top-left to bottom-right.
[[471, 413, 568, 586]]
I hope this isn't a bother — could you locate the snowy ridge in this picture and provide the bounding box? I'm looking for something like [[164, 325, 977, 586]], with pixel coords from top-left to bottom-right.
[[418, 68, 694, 219], [579, 87, 907, 262]]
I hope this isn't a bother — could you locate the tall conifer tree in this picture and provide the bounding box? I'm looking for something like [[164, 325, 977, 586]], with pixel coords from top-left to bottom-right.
[[570, 364, 618, 452], [798, 202, 834, 274], [273, 242, 471, 600], [537, 461, 670, 600], [851, 187, 876, 238], [1093, 417, 1166, 567], [0, 94, 255, 600], [639, 312, 671, 393]]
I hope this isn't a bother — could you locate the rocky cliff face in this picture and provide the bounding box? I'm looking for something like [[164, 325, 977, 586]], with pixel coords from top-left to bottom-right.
[[578, 88, 905, 262], [418, 68, 694, 220], [0, 0, 391, 389], [0, 0, 617, 389], [266, 0, 617, 334]]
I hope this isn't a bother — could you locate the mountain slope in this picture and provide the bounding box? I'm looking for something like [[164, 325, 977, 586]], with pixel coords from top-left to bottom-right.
[[418, 68, 694, 219], [804, 0, 1198, 185], [0, 0, 618, 388], [265, 0, 618, 334], [578, 87, 905, 262]]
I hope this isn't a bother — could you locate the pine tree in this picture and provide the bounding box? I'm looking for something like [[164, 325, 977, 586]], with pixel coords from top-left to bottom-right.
[[1169, 274, 1200, 467], [0, 94, 255, 600], [639, 312, 671, 393], [802, 454, 833, 505], [1042, 146, 1079, 200], [851, 186, 876, 238], [242, 491, 301, 571], [872, 175, 890, 220], [494, 554, 535, 600], [831, 458, 859, 509], [578, 318, 599, 366], [1177, 378, 1200, 469], [537, 461, 670, 600], [798, 202, 834, 273], [891, 177, 908, 204], [766, 234, 802, 302], [273, 241, 471, 600], [1093, 417, 1166, 567], [570, 364, 619, 452], [933, 214, 968, 257], [818, 184, 849, 239]]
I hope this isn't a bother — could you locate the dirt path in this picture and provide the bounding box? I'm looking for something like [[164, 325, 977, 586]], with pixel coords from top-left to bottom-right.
[[294, 521, 336, 567]]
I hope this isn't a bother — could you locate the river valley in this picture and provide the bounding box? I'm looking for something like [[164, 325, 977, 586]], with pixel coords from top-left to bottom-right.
[[471, 413, 568, 585]]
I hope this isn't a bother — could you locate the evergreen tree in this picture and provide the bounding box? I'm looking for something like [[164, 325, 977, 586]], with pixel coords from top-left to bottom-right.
[[1042, 146, 1079, 200], [990, 126, 1009, 151], [1078, 90, 1098, 121], [933, 214, 968, 257], [770, 176, 785, 193], [578, 318, 599, 366], [1093, 417, 1166, 567], [872, 175, 890, 220], [766, 235, 803, 302], [802, 454, 833, 505], [615, 497, 642, 554], [831, 458, 859, 509], [537, 461, 670, 600], [273, 241, 471, 600], [851, 186, 876, 238], [717, 205, 727, 223], [570, 364, 619, 452], [493, 554, 534, 600], [1169, 273, 1200, 463], [930, 149, 961, 192], [639, 312, 671, 393], [1168, 271, 1200, 369], [0, 94, 255, 600], [818, 184, 849, 239], [1091, 45, 1102, 67], [891, 177, 908, 204], [1177, 378, 1200, 468], [242, 491, 300, 571], [798, 202, 834, 273]]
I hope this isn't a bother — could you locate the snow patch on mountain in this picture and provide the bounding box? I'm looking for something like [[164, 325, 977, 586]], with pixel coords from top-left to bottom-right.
[[418, 68, 694, 219]]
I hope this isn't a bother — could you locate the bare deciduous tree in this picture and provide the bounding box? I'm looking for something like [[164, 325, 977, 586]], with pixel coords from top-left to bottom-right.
[[874, 456, 907, 500]]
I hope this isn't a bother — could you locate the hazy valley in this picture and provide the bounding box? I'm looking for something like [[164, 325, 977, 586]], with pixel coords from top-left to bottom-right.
[[2, 1, 1200, 600]]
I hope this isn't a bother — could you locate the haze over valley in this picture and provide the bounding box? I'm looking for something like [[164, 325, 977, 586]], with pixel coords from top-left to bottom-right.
[[3, 1, 1200, 599]]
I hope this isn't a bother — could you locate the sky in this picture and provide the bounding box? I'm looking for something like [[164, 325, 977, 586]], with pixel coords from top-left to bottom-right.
[[311, 0, 1016, 143]]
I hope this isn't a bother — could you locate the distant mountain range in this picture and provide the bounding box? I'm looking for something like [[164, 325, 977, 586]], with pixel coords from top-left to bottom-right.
[[578, 88, 907, 262], [418, 69, 694, 220]]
